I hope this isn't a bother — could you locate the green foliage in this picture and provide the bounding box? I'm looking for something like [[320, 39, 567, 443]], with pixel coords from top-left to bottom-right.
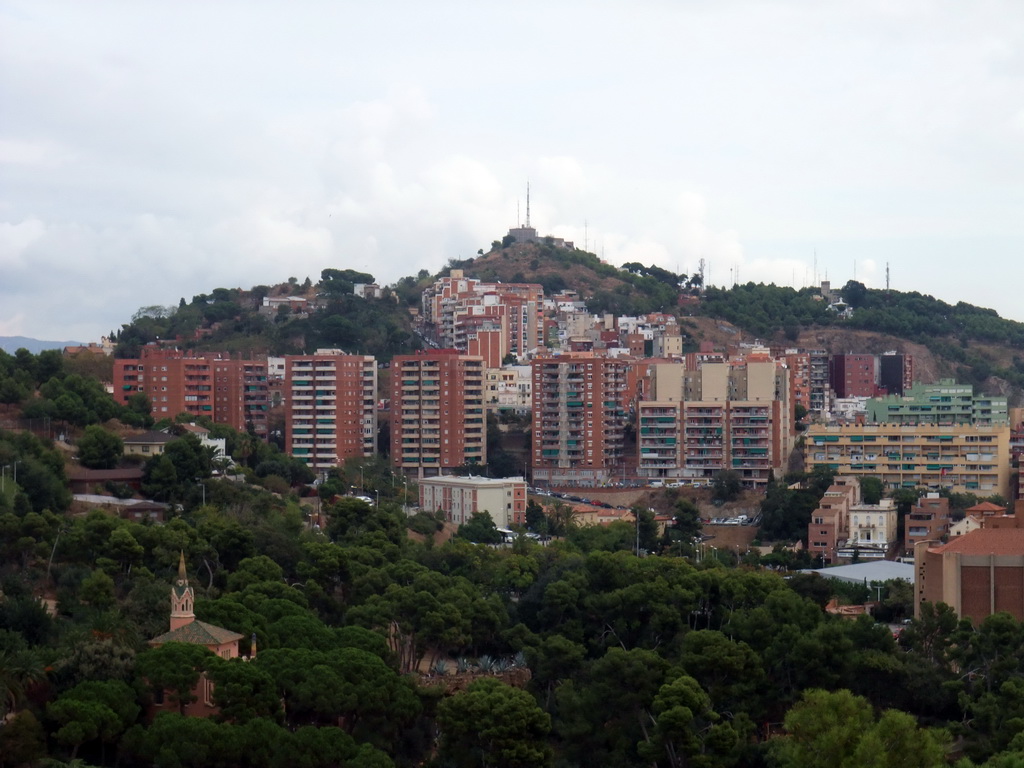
[[76, 425, 124, 470], [457, 511, 502, 544], [437, 678, 552, 768]]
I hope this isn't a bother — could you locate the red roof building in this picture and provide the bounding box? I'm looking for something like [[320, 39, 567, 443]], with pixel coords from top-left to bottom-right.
[[915, 518, 1024, 624]]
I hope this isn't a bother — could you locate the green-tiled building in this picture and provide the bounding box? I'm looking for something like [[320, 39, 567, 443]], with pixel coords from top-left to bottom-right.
[[866, 379, 1008, 426]]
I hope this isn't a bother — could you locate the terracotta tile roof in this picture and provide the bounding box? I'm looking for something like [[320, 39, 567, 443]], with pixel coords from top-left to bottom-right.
[[150, 620, 243, 647], [930, 528, 1024, 556], [967, 501, 1007, 513]]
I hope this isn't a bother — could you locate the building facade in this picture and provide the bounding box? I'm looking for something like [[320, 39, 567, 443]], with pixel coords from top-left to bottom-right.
[[418, 475, 527, 528], [283, 350, 377, 470], [915, 519, 1024, 624], [113, 346, 269, 437], [829, 354, 877, 399], [635, 360, 792, 491], [805, 423, 1011, 499], [531, 355, 630, 486], [866, 380, 1008, 427], [903, 493, 951, 555], [391, 350, 486, 478]]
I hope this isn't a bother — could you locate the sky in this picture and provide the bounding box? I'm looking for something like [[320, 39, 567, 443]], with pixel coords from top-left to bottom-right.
[[2, 1, 1023, 342]]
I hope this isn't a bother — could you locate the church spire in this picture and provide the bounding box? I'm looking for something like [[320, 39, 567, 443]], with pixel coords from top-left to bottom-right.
[[169, 551, 195, 632]]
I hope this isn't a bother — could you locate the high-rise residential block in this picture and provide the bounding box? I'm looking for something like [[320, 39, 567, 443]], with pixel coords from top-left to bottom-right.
[[531, 355, 630, 486], [829, 354, 877, 398], [879, 352, 914, 396], [113, 346, 269, 436], [391, 350, 486, 478], [284, 350, 377, 471]]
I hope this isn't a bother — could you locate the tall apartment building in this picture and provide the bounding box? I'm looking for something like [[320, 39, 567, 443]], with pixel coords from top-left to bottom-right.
[[829, 354, 877, 398], [636, 360, 792, 491], [531, 355, 630, 486], [805, 423, 1011, 498], [783, 351, 812, 425], [113, 346, 269, 436], [391, 350, 486, 478], [808, 349, 830, 414], [866, 379, 1009, 427], [283, 350, 377, 471], [878, 352, 914, 396]]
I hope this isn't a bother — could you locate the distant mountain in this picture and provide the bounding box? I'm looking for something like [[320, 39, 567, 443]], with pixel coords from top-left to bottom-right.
[[0, 336, 83, 354]]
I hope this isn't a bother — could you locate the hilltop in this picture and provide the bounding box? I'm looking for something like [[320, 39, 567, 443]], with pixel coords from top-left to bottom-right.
[[106, 241, 1024, 402]]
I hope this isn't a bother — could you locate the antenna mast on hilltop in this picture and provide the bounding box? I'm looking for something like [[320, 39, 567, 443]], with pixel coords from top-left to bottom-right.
[[526, 181, 531, 228], [886, 262, 890, 291], [699, 257, 706, 290]]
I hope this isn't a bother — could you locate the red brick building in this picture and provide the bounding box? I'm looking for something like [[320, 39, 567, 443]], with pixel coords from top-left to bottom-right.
[[283, 350, 377, 471], [829, 354, 877, 398], [113, 346, 269, 437], [531, 354, 631, 486], [391, 350, 486, 478]]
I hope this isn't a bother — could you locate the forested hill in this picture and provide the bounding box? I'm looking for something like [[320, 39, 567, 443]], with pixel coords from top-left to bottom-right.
[[113, 269, 431, 360], [699, 281, 1024, 396]]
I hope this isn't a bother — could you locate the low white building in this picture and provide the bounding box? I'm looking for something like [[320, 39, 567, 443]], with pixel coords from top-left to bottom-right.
[[419, 475, 527, 529]]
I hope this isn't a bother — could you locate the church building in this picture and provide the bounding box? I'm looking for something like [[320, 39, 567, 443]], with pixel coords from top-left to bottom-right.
[[148, 553, 244, 716]]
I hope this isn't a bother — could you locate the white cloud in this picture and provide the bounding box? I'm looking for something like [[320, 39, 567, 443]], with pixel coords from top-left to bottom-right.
[[1, 0, 1023, 339]]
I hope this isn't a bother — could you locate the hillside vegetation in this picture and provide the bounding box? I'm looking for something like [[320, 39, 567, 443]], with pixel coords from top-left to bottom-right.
[[108, 244, 1024, 401], [700, 281, 1024, 398]]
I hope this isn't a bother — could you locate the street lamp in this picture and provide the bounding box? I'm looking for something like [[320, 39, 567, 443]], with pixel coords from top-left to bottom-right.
[[403, 479, 409, 516]]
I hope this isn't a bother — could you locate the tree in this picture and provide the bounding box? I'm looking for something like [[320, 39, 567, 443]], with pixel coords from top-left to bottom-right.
[[46, 680, 139, 760], [771, 688, 949, 768], [135, 643, 215, 714], [76, 426, 124, 470], [457, 511, 502, 544], [860, 476, 884, 505], [712, 470, 742, 502], [672, 497, 702, 543], [437, 678, 552, 768]]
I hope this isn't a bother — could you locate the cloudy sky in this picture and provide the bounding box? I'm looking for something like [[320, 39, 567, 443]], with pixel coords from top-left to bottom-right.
[[2, 1, 1023, 342]]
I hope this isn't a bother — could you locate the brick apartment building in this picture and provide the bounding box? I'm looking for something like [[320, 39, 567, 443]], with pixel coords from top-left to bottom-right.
[[283, 350, 377, 471], [391, 350, 486, 478], [531, 355, 631, 486], [635, 359, 792, 491], [113, 346, 269, 437], [829, 354, 877, 398], [420, 270, 545, 366], [902, 493, 951, 554]]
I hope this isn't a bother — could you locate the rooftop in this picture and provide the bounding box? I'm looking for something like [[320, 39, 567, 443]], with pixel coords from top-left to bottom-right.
[[150, 620, 243, 647], [800, 560, 915, 584], [929, 527, 1024, 556]]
